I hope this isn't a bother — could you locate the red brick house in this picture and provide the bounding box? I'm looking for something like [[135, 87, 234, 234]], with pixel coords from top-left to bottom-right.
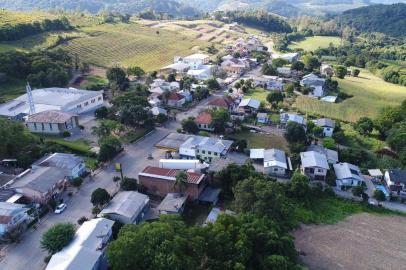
[[138, 166, 206, 200]]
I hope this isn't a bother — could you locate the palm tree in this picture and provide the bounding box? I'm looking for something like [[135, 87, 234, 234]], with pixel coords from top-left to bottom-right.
[[174, 170, 188, 195]]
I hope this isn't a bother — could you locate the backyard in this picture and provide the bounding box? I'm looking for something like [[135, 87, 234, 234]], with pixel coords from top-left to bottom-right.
[[230, 130, 288, 152], [244, 87, 268, 102], [293, 69, 406, 122]]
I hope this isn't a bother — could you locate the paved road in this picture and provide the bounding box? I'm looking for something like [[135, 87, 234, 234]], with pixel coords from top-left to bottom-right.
[[0, 127, 171, 270]]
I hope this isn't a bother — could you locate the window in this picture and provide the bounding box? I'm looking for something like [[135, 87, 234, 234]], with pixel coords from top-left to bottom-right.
[[49, 123, 52, 131], [41, 123, 44, 130], [305, 168, 314, 174], [84, 102, 89, 106], [274, 168, 278, 172], [98, 97, 102, 101], [91, 99, 95, 103], [77, 104, 82, 108], [317, 169, 324, 173], [34, 123, 37, 130], [214, 152, 218, 156], [202, 150, 206, 154], [208, 151, 212, 155]]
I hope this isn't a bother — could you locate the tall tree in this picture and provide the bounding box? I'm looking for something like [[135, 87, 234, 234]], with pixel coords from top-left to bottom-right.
[[41, 223, 75, 254]]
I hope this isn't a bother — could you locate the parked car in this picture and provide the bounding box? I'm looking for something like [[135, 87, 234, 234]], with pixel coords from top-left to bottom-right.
[[54, 203, 67, 214]]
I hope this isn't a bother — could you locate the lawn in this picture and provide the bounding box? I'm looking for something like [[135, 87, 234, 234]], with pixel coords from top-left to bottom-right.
[[293, 69, 406, 122], [230, 131, 288, 152], [58, 22, 208, 71], [288, 36, 342, 51], [244, 88, 269, 103]]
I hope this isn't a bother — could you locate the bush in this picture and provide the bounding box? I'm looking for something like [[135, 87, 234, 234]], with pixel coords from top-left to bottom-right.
[[113, 176, 121, 182], [95, 106, 109, 119], [71, 177, 83, 187], [62, 131, 71, 138], [198, 131, 209, 137], [92, 206, 101, 215], [41, 223, 75, 254], [77, 216, 88, 225], [98, 136, 122, 162], [120, 177, 138, 191], [323, 137, 336, 150]]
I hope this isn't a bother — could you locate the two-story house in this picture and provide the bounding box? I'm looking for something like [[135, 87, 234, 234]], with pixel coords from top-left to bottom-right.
[[300, 151, 329, 181]]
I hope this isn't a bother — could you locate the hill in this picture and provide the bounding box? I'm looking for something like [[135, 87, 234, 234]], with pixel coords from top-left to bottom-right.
[[0, 0, 198, 17], [334, 3, 406, 37]]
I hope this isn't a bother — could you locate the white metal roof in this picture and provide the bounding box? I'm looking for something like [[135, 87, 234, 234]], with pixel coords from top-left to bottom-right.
[[264, 149, 287, 169], [184, 53, 209, 60], [250, 149, 265, 159], [368, 169, 383, 177], [100, 191, 149, 222], [333, 163, 363, 181], [239, 98, 260, 109], [300, 151, 329, 170]]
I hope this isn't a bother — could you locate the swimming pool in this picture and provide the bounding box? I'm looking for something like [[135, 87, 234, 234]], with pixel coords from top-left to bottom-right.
[[375, 185, 390, 197]]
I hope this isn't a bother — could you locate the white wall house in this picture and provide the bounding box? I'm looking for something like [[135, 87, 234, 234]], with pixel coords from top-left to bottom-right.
[[264, 149, 289, 176], [300, 151, 329, 181], [313, 118, 335, 137], [26, 110, 79, 135], [334, 162, 364, 189], [32, 153, 86, 179]]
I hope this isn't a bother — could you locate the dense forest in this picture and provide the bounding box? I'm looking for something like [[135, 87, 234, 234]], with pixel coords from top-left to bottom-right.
[[214, 10, 292, 33], [0, 0, 198, 17], [334, 3, 406, 37]]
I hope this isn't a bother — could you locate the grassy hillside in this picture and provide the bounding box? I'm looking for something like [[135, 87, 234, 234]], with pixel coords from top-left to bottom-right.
[[288, 36, 342, 51], [0, 10, 57, 26], [59, 23, 207, 71], [293, 69, 406, 122]]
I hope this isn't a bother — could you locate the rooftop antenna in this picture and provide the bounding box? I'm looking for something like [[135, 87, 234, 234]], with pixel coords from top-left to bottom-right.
[[26, 83, 35, 115]]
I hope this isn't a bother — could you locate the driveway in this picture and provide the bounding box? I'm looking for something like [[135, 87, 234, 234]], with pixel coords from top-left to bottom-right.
[[0, 127, 171, 270]]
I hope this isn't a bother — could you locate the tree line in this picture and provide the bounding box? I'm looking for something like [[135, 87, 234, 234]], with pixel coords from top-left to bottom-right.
[[0, 17, 72, 42]]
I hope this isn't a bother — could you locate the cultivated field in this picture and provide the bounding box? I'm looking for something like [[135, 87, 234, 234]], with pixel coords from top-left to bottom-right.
[[288, 36, 342, 51], [59, 23, 208, 71], [0, 10, 57, 27], [294, 213, 406, 270], [293, 69, 406, 122]]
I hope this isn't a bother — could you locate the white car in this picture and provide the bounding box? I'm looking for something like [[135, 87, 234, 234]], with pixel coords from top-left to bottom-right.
[[54, 203, 67, 214]]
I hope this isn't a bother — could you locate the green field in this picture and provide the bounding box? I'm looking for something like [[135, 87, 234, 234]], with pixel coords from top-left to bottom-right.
[[0, 78, 26, 101], [293, 69, 406, 122], [0, 10, 57, 27], [244, 88, 268, 102], [59, 23, 207, 71], [288, 36, 342, 51], [230, 131, 289, 152]]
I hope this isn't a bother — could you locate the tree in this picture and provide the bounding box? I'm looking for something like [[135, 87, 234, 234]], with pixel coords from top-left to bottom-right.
[[174, 170, 188, 194], [284, 121, 307, 144], [91, 188, 111, 207], [106, 67, 127, 87], [41, 223, 75, 254], [121, 177, 138, 191], [98, 136, 122, 162], [288, 171, 310, 200], [355, 117, 374, 135], [119, 104, 152, 128], [373, 189, 386, 203], [272, 58, 288, 68], [266, 91, 283, 104], [156, 113, 168, 124], [206, 78, 221, 90], [291, 61, 305, 71], [210, 108, 230, 133], [284, 83, 294, 96], [182, 117, 199, 134], [352, 68, 360, 77], [167, 73, 176, 82], [94, 106, 109, 119], [375, 106, 403, 138], [261, 63, 277, 76], [302, 54, 320, 70], [323, 137, 336, 150], [127, 66, 145, 79], [352, 185, 365, 197], [334, 65, 347, 79]]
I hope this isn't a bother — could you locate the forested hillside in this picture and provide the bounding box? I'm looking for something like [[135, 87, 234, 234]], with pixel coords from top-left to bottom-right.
[[334, 3, 406, 37], [0, 0, 198, 17]]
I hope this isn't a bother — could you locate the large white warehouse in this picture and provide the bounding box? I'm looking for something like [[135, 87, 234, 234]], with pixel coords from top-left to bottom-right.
[[0, 87, 104, 119]]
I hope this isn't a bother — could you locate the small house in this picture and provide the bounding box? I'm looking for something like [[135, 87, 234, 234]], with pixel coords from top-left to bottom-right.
[[99, 191, 149, 224], [384, 169, 406, 193], [264, 149, 289, 176], [167, 92, 186, 108], [157, 193, 188, 215], [179, 135, 233, 162], [306, 145, 338, 164], [334, 162, 364, 189], [195, 112, 214, 131], [32, 153, 86, 179], [313, 118, 335, 137], [207, 96, 236, 111], [300, 74, 326, 97], [0, 202, 30, 238], [256, 112, 269, 124], [238, 98, 261, 114], [151, 106, 167, 116], [320, 64, 334, 77], [26, 110, 79, 135], [300, 151, 329, 181], [280, 113, 306, 127]]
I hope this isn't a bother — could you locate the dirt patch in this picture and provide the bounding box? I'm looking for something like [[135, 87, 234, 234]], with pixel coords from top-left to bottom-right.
[[294, 213, 406, 270]]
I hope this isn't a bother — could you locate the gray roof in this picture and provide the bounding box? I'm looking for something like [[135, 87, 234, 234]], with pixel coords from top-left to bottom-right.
[[100, 191, 149, 221], [157, 193, 187, 213], [280, 113, 306, 125], [46, 218, 114, 270], [333, 163, 363, 181], [12, 167, 67, 193], [181, 136, 233, 154], [27, 110, 75, 124], [33, 153, 84, 171], [264, 149, 287, 169], [239, 98, 261, 109], [314, 118, 335, 128], [0, 202, 26, 219], [208, 158, 237, 173], [155, 133, 193, 150], [306, 145, 338, 164], [300, 151, 329, 170], [387, 170, 406, 184]]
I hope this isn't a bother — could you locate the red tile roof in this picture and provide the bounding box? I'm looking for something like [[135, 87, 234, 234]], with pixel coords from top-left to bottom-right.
[[140, 166, 204, 184], [208, 96, 233, 108], [168, 91, 183, 101], [195, 112, 212, 125]]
